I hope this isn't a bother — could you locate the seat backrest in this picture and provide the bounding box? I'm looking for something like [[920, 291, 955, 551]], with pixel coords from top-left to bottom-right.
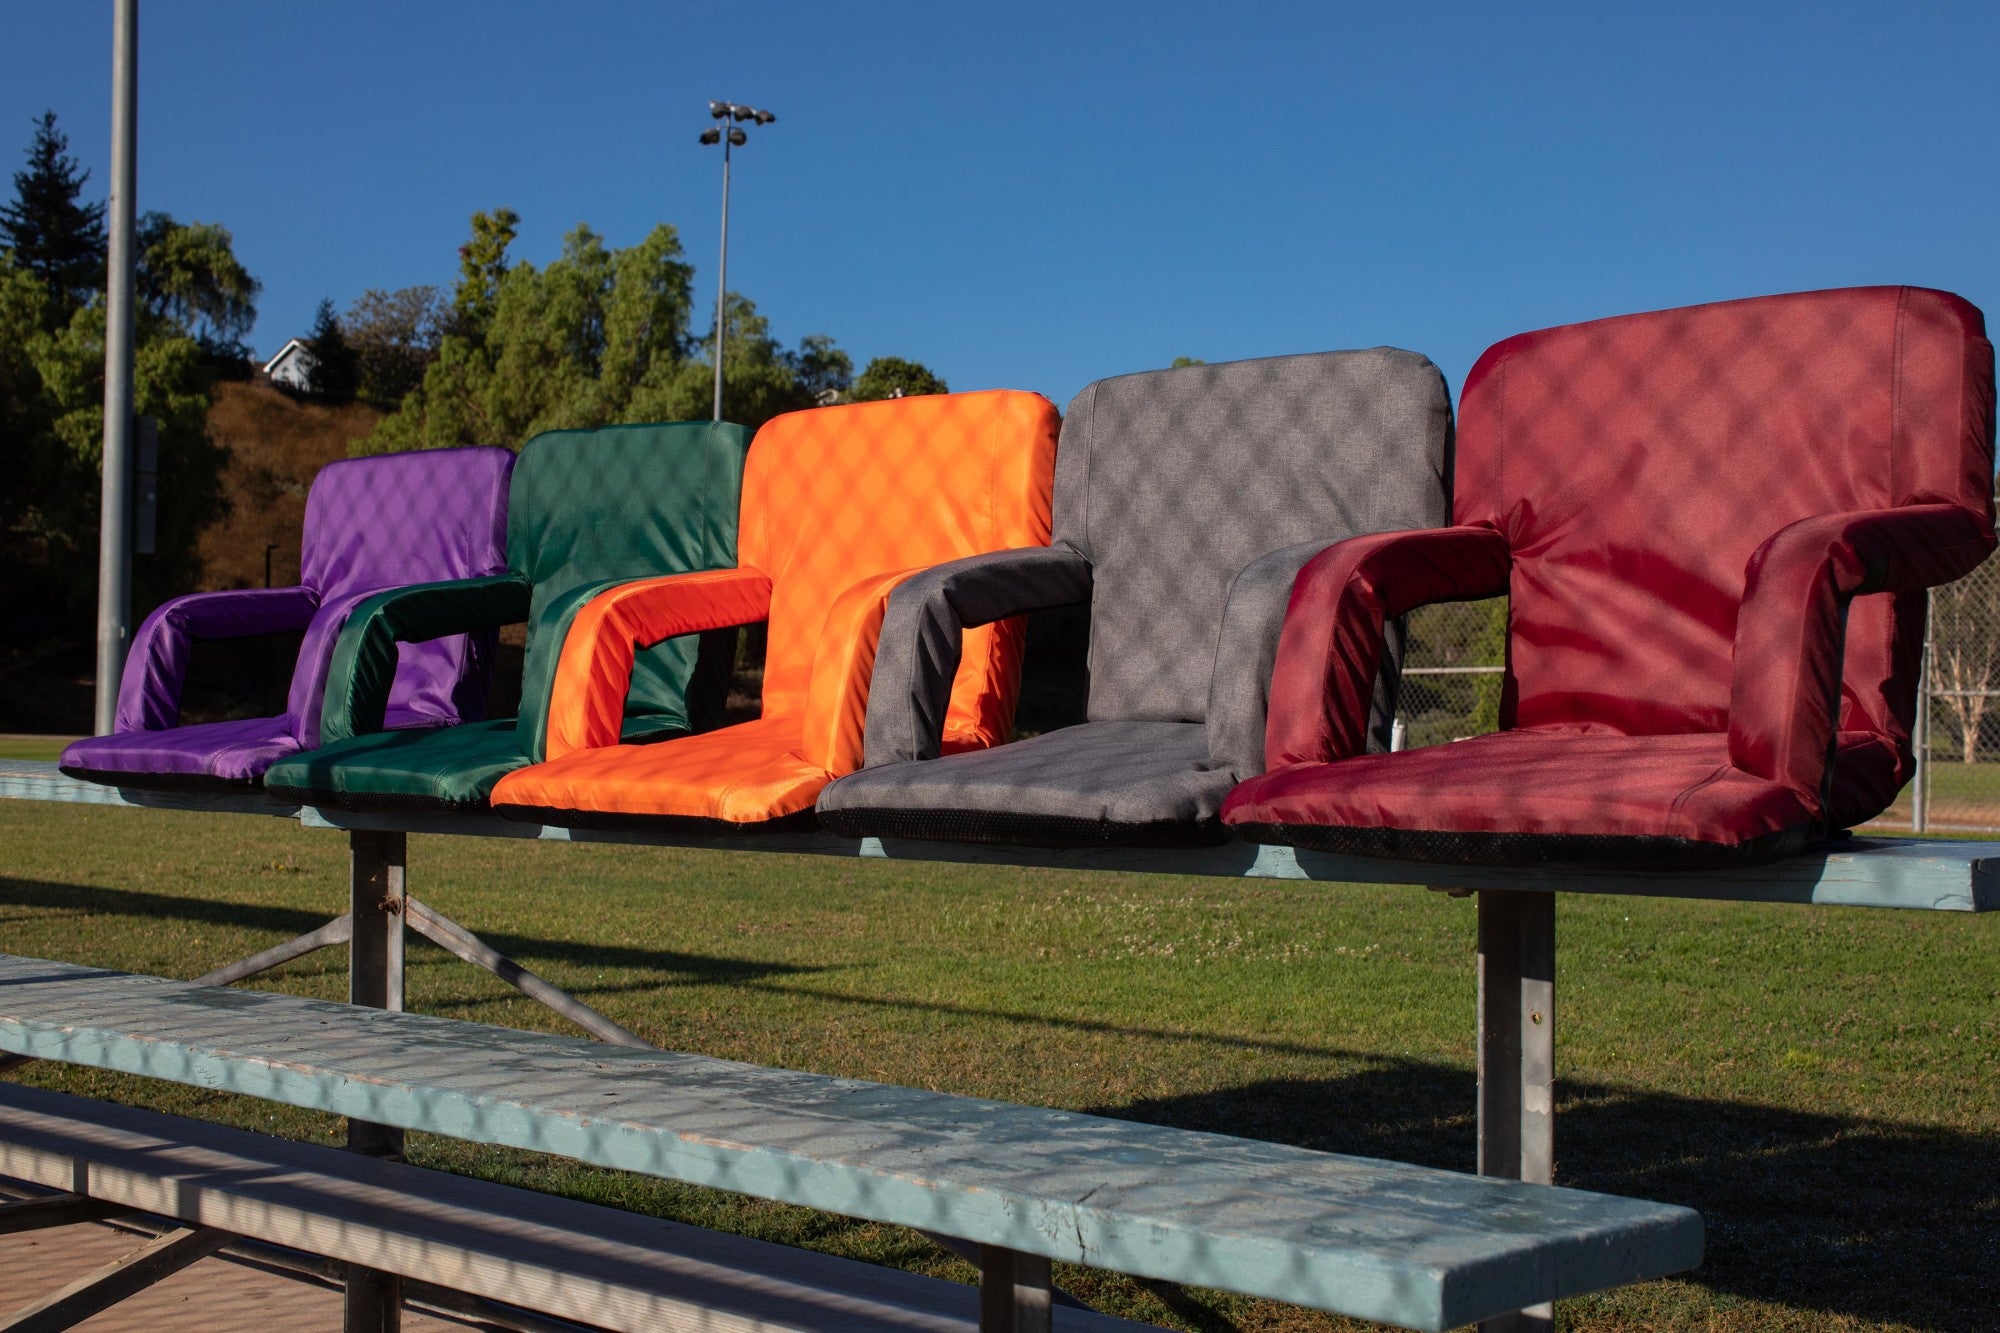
[[739, 391, 1059, 746], [288, 446, 514, 740], [1053, 350, 1454, 725], [509, 422, 753, 753], [1457, 285, 1995, 752]]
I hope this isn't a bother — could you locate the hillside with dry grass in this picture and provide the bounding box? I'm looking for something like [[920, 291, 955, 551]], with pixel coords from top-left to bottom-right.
[[0, 384, 385, 733], [198, 382, 384, 590]]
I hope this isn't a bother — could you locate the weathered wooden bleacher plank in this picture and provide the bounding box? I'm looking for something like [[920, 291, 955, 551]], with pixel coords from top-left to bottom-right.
[[0, 1081, 1139, 1333], [0, 954, 1701, 1332]]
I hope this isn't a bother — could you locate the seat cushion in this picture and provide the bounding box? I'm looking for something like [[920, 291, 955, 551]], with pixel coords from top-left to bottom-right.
[[819, 720, 1231, 847], [60, 716, 302, 789], [491, 717, 826, 831], [1222, 729, 1904, 866], [263, 719, 531, 812]]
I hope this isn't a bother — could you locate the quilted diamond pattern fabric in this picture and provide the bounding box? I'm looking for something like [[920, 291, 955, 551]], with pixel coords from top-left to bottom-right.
[[1061, 350, 1454, 724], [817, 349, 1455, 845], [263, 421, 752, 810], [60, 446, 514, 789], [489, 390, 1061, 829], [1225, 287, 1998, 864]]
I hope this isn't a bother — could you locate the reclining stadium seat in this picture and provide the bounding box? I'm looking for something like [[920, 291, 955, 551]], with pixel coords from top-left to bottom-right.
[[816, 350, 1454, 846], [60, 447, 515, 790], [263, 423, 751, 811], [1224, 287, 1997, 865], [488, 390, 1061, 831]]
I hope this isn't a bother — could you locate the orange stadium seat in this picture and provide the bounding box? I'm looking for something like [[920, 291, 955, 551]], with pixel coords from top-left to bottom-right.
[[489, 390, 1060, 830]]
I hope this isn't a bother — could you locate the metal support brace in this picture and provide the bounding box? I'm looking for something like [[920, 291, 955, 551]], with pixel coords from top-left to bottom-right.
[[193, 912, 353, 987], [0, 1192, 132, 1235], [0, 1225, 232, 1331], [344, 829, 405, 1333], [404, 898, 650, 1048], [979, 1246, 1053, 1333], [1475, 888, 1556, 1333]]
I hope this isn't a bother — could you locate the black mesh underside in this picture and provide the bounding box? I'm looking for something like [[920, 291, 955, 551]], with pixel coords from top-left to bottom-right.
[[1231, 821, 1820, 868], [260, 783, 493, 815], [492, 804, 823, 837], [818, 805, 1230, 849], [60, 766, 263, 794]]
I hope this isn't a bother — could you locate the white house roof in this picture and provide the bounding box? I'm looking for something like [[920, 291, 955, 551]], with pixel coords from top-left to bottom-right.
[[262, 338, 314, 373]]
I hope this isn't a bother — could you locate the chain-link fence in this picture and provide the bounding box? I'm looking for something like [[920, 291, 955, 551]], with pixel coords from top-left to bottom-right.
[[1395, 598, 1507, 750], [1392, 562, 2000, 834], [1886, 553, 2000, 832]]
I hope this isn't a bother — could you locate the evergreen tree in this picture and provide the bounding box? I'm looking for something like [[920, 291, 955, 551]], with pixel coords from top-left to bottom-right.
[[306, 297, 358, 403], [0, 111, 107, 318]]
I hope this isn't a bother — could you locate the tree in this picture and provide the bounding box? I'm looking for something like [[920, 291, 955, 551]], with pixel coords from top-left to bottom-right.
[[361, 213, 853, 452], [135, 212, 260, 359], [849, 356, 948, 402], [306, 297, 357, 403], [0, 250, 226, 623], [658, 292, 839, 426], [0, 259, 53, 561], [451, 206, 519, 340], [1169, 356, 1206, 368], [342, 285, 447, 407], [0, 111, 107, 320], [0, 121, 245, 643], [785, 332, 852, 404]]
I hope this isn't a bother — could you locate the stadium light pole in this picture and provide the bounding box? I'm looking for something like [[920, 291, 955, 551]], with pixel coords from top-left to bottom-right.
[[699, 101, 775, 421], [96, 0, 139, 735]]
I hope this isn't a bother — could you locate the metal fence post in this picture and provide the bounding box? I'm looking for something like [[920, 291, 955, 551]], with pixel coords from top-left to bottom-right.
[[1913, 588, 1932, 834]]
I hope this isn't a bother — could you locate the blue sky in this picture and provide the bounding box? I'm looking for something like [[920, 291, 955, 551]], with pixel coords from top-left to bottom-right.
[[4, 2, 1996, 408]]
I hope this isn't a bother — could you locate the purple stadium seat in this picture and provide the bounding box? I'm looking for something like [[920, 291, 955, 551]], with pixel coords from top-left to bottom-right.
[[61, 446, 515, 790]]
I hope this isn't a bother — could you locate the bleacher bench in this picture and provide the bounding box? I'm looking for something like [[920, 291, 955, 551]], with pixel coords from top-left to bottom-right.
[[0, 954, 1700, 1332]]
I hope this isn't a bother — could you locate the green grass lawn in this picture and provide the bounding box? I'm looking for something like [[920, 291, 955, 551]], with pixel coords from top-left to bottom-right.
[[0, 801, 1994, 1331], [0, 736, 72, 762]]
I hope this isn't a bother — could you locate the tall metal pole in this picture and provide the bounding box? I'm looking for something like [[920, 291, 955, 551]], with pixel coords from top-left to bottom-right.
[[711, 135, 730, 421], [95, 0, 139, 736]]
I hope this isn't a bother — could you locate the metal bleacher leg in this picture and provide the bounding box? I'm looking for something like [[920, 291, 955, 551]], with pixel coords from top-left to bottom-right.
[[1475, 888, 1556, 1333], [344, 829, 405, 1333], [979, 1247, 1052, 1333]]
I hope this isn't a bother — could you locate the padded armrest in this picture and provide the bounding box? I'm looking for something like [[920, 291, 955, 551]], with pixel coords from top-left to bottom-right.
[[542, 568, 773, 760], [116, 587, 320, 732], [859, 546, 1094, 767], [1207, 537, 1401, 776], [1265, 527, 1513, 768], [319, 574, 533, 744], [1729, 503, 1996, 798], [1200, 536, 1344, 768]]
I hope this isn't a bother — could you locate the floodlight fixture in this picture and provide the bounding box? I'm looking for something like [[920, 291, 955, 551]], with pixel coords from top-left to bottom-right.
[[699, 100, 778, 420]]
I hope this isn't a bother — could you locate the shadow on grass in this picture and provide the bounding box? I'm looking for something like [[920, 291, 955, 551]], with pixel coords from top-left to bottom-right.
[[0, 877, 821, 988], [1101, 1067, 1999, 1331], [743, 979, 1391, 1062]]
